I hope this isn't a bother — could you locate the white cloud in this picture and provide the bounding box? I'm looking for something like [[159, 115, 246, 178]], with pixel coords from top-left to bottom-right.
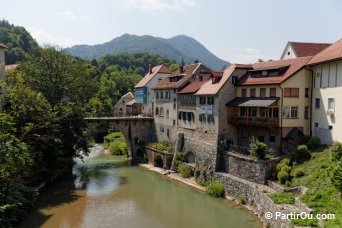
[[61, 10, 76, 18], [230, 48, 275, 64], [27, 26, 82, 48], [122, 0, 196, 11]]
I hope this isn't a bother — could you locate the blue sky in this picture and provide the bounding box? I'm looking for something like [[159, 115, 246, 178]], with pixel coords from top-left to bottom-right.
[[1, 0, 341, 63]]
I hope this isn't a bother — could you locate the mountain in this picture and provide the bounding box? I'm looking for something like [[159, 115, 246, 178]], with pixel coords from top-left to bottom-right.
[[0, 20, 40, 64], [65, 34, 229, 70]]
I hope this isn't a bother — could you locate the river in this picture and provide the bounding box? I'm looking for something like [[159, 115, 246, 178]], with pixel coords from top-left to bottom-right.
[[22, 145, 262, 228]]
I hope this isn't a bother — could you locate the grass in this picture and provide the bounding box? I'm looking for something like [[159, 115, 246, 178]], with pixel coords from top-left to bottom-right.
[[291, 218, 319, 227], [287, 148, 341, 227], [270, 192, 295, 204]]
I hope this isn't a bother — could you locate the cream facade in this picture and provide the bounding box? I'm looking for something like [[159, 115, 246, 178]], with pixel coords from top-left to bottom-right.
[[311, 60, 342, 145]]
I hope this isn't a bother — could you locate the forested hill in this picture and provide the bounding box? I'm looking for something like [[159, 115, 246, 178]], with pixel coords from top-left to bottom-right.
[[0, 20, 40, 64], [65, 34, 229, 71]]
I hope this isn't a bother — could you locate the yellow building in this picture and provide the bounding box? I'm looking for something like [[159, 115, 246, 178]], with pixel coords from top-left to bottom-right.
[[226, 57, 312, 154], [307, 39, 342, 145]]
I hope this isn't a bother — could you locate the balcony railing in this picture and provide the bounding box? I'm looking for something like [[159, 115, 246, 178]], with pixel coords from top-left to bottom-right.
[[229, 116, 279, 127]]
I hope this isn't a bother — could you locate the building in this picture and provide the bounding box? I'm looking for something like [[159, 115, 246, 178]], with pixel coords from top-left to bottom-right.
[[226, 57, 312, 153], [113, 92, 135, 116], [307, 39, 342, 145], [134, 65, 172, 116], [281, 41, 331, 59], [152, 63, 212, 141]]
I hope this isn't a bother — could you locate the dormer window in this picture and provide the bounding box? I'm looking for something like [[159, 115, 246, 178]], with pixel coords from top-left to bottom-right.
[[262, 70, 268, 76]]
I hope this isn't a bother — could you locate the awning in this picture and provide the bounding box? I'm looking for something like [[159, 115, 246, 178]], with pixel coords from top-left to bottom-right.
[[226, 97, 279, 107]]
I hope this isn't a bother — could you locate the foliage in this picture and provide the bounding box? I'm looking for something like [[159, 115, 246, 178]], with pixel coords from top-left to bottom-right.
[[177, 163, 193, 178], [0, 183, 37, 227], [331, 161, 342, 197], [149, 141, 173, 153], [289, 148, 341, 227], [276, 158, 292, 184], [291, 218, 318, 227], [331, 141, 342, 161], [104, 132, 127, 156], [0, 19, 39, 64], [270, 192, 295, 204], [295, 145, 311, 163], [206, 181, 225, 198], [249, 137, 267, 159], [174, 151, 186, 170], [293, 168, 305, 177], [236, 196, 246, 205], [306, 137, 321, 150], [195, 178, 209, 187]]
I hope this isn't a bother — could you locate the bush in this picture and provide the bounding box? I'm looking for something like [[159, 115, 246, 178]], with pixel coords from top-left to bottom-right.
[[236, 196, 246, 205], [294, 168, 305, 177], [331, 161, 342, 197], [276, 158, 292, 184], [109, 140, 127, 155], [249, 137, 267, 159], [206, 181, 225, 198], [278, 170, 290, 184], [276, 158, 291, 173], [270, 192, 295, 204], [177, 163, 193, 178], [195, 178, 209, 187], [331, 141, 342, 161], [307, 137, 321, 150], [295, 145, 311, 163], [150, 141, 173, 153]]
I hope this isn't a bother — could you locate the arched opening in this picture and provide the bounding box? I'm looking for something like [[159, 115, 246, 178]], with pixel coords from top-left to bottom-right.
[[154, 155, 164, 168], [185, 151, 195, 164], [136, 149, 147, 163], [155, 107, 159, 115]]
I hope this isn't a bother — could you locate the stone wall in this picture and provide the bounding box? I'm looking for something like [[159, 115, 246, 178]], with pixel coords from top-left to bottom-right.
[[226, 152, 281, 184], [214, 172, 293, 228], [145, 146, 173, 169]]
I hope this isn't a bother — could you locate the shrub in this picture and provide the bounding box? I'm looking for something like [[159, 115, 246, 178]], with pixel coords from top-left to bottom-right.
[[276, 158, 291, 173], [276, 158, 292, 184], [331, 161, 342, 197], [206, 181, 225, 198], [177, 163, 193, 178], [150, 141, 173, 153], [109, 140, 127, 155], [307, 137, 321, 150], [236, 196, 246, 205], [278, 170, 290, 184], [270, 192, 295, 204], [294, 168, 305, 177], [295, 145, 311, 163], [195, 178, 209, 187], [331, 141, 342, 161], [249, 137, 267, 159]]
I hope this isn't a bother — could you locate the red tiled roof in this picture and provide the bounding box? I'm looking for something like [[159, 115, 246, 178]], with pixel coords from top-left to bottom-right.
[[134, 65, 171, 88], [195, 64, 253, 95], [290, 41, 331, 57], [308, 39, 342, 65], [121, 92, 134, 99], [178, 81, 207, 94], [238, 56, 312, 85], [5, 64, 18, 72], [153, 63, 209, 89], [0, 43, 7, 48]]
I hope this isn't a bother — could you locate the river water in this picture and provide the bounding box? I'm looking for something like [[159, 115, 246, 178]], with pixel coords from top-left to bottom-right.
[[22, 145, 262, 228]]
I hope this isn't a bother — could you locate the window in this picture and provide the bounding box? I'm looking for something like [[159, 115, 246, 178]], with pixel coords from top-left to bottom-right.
[[200, 97, 206, 105], [250, 88, 256, 97], [167, 129, 170, 137], [269, 136, 276, 143], [160, 126, 164, 133], [207, 97, 214, 105], [173, 103, 176, 109], [258, 136, 265, 142], [260, 88, 266, 97], [315, 98, 320, 109], [268, 108, 279, 118], [260, 107, 267, 117], [249, 107, 257, 117], [199, 114, 206, 123], [173, 120, 176, 125], [166, 110, 169, 118], [314, 123, 319, 128], [241, 89, 247, 97], [122, 100, 125, 104], [262, 71, 268, 76], [328, 98, 335, 110], [283, 106, 298, 118], [156, 107, 159, 115], [305, 88, 309, 98], [207, 115, 214, 123], [160, 92, 164, 99], [160, 107, 164, 116], [284, 88, 299, 97], [156, 92, 159, 99], [270, 88, 276, 97], [178, 112, 182, 120], [304, 107, 309, 119], [240, 107, 246, 116], [187, 112, 192, 121], [182, 112, 187, 121]]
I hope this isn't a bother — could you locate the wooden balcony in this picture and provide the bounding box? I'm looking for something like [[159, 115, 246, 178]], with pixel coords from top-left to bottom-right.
[[229, 116, 279, 127]]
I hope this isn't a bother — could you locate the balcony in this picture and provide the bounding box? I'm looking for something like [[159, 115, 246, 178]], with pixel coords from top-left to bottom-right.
[[229, 116, 279, 127]]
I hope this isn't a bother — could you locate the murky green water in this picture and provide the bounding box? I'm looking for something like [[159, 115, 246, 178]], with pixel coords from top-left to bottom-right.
[[22, 146, 262, 228]]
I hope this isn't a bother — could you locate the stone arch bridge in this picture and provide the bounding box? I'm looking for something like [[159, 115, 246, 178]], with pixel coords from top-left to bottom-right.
[[85, 117, 156, 163]]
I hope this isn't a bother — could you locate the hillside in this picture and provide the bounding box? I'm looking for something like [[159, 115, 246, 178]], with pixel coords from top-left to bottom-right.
[[0, 20, 40, 64], [65, 34, 229, 70]]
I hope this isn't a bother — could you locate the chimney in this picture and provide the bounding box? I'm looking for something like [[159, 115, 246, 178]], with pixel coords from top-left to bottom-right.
[[194, 59, 199, 64], [148, 64, 152, 74]]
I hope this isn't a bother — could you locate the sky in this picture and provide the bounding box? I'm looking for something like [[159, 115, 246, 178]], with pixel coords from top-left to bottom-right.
[[1, 0, 341, 64]]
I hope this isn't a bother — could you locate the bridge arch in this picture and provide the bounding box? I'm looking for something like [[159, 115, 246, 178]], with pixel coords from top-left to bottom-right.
[[154, 155, 164, 168], [185, 151, 196, 164]]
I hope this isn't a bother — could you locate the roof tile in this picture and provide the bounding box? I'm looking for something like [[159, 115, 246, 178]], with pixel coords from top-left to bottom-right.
[[308, 39, 342, 65], [134, 65, 171, 88]]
